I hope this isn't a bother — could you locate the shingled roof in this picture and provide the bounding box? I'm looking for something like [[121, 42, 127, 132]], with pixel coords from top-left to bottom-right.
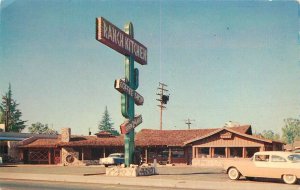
[[19, 138, 59, 148], [19, 125, 252, 148], [19, 135, 124, 148], [57, 135, 124, 147], [135, 125, 252, 147]]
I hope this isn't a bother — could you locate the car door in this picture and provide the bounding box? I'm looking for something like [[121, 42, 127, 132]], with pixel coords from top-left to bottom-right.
[[252, 154, 271, 178]]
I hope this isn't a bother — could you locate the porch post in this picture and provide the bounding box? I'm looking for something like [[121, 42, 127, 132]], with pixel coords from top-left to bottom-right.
[[225, 147, 228, 158], [198, 147, 201, 158], [196, 147, 199, 158], [48, 149, 51, 164], [210, 147, 215, 158], [103, 147, 106, 158], [242, 147, 246, 158], [82, 147, 84, 161], [192, 147, 195, 159], [168, 147, 172, 164], [145, 148, 148, 163]]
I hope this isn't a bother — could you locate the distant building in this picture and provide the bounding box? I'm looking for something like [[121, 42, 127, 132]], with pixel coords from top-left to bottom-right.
[[284, 141, 300, 151], [17, 124, 284, 166]]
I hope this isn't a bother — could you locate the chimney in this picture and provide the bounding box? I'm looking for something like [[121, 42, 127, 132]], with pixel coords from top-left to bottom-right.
[[0, 124, 5, 132], [61, 128, 71, 142]]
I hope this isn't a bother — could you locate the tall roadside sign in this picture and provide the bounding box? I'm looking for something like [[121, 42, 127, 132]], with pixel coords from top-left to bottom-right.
[[96, 17, 147, 167]]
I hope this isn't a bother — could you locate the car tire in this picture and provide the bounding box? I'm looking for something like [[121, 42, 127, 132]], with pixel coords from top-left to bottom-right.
[[282, 174, 297, 184], [104, 164, 108, 167], [228, 167, 241, 180]]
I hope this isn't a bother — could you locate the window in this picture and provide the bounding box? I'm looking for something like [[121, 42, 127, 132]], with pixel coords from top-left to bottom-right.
[[214, 147, 225, 158], [255, 154, 269, 162], [172, 148, 184, 158], [271, 155, 286, 162], [287, 154, 300, 161]]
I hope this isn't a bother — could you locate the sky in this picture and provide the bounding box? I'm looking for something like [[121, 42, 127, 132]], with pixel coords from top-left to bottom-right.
[[0, 0, 299, 136]]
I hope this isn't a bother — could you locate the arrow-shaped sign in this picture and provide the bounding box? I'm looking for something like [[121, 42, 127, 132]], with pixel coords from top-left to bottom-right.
[[114, 79, 144, 106], [120, 115, 143, 134]]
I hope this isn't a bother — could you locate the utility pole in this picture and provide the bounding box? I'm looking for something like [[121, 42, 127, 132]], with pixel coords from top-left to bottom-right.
[[156, 82, 169, 130], [185, 118, 195, 130]]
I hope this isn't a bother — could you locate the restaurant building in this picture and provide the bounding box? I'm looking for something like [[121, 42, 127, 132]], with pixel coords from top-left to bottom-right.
[[17, 124, 284, 166]]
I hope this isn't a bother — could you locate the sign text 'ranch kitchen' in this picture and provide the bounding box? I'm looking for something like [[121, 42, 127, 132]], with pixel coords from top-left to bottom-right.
[[96, 17, 147, 65]]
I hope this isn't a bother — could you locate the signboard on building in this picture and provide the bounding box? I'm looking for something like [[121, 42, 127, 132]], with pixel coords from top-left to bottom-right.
[[96, 17, 147, 65], [120, 115, 143, 134], [220, 132, 232, 139]]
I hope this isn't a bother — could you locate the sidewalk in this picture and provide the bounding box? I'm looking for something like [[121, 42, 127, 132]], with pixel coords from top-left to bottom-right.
[[0, 171, 299, 190]]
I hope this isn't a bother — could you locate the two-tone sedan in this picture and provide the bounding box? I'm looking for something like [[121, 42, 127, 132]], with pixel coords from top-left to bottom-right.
[[224, 151, 300, 184]]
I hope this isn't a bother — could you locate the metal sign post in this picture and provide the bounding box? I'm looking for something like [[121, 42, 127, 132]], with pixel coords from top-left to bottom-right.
[[96, 17, 147, 167]]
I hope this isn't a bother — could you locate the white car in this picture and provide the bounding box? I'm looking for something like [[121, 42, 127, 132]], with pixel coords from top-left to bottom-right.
[[99, 153, 125, 167], [224, 151, 300, 184]]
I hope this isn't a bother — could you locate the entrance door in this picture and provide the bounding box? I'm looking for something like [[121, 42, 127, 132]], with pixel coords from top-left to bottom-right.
[[54, 149, 61, 164]]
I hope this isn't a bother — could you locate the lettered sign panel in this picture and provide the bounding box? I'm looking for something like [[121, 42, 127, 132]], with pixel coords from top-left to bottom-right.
[[114, 79, 144, 105], [96, 17, 147, 65], [120, 115, 143, 134]]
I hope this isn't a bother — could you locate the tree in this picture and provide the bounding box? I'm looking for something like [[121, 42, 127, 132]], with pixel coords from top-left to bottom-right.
[[98, 106, 119, 136], [28, 122, 58, 135], [0, 84, 26, 132], [0, 108, 4, 124], [260, 130, 280, 141], [282, 118, 300, 145]]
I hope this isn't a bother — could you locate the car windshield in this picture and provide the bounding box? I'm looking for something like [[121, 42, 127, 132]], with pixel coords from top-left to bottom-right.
[[108, 154, 120, 157], [287, 154, 300, 162]]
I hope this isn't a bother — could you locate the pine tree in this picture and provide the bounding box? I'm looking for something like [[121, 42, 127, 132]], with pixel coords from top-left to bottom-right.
[[28, 122, 58, 135], [98, 106, 119, 136], [0, 84, 26, 132]]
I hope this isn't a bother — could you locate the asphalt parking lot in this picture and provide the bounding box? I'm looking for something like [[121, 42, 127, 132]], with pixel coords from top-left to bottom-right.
[[0, 164, 226, 181], [1, 164, 299, 190]]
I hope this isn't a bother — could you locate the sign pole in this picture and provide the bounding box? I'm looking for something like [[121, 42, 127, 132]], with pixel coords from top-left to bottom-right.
[[124, 22, 135, 167], [96, 17, 147, 167]]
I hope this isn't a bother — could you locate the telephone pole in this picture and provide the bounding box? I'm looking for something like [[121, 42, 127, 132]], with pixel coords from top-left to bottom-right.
[[185, 118, 195, 130], [156, 82, 169, 130]]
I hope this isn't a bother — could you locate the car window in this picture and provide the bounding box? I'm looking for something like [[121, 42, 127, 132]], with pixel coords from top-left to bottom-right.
[[255, 154, 269, 162], [287, 154, 300, 162], [271, 155, 286, 162]]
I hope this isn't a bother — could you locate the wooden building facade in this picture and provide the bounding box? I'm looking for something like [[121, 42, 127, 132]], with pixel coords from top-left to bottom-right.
[[17, 125, 284, 165]]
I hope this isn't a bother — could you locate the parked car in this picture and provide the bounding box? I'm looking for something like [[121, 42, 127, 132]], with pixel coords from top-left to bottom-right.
[[99, 153, 124, 167], [224, 151, 300, 184], [293, 149, 300, 153]]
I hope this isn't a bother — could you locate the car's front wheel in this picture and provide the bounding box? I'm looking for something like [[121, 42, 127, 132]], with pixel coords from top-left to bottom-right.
[[282, 174, 297, 184], [228, 167, 241, 180]]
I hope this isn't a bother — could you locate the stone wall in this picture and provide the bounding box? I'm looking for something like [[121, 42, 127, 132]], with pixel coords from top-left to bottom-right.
[[61, 147, 85, 166], [106, 165, 156, 177], [83, 160, 99, 165], [7, 141, 19, 161], [192, 158, 245, 167]]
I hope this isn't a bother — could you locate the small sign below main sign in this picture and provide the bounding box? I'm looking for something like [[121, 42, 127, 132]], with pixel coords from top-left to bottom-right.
[[120, 115, 143, 134], [114, 79, 144, 105], [96, 17, 147, 65]]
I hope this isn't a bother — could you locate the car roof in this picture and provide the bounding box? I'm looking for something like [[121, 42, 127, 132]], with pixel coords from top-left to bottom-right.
[[255, 151, 296, 156]]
